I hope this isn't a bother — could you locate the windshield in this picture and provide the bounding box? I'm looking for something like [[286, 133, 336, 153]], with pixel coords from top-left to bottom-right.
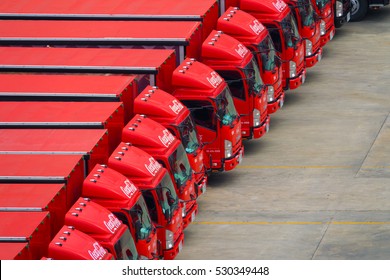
[[281, 13, 301, 48], [114, 228, 139, 260], [157, 173, 179, 222], [128, 196, 153, 241], [168, 144, 193, 190], [316, 0, 330, 9], [177, 115, 200, 154], [258, 34, 277, 71], [215, 87, 238, 126], [298, 0, 315, 27], [243, 58, 264, 96]]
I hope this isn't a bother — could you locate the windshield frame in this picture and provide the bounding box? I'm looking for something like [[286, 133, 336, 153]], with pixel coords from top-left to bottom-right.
[[177, 115, 200, 155], [257, 34, 277, 72], [167, 143, 193, 191], [242, 57, 264, 96], [128, 196, 153, 241], [281, 13, 301, 49], [214, 86, 238, 126], [157, 172, 179, 222], [113, 228, 139, 260], [298, 0, 316, 28]]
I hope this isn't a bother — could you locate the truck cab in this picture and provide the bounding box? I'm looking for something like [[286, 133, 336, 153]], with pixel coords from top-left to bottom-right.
[[202, 30, 270, 140], [236, 0, 307, 91], [65, 197, 140, 260], [108, 143, 184, 260], [217, 8, 285, 114], [122, 115, 198, 230], [172, 59, 244, 172], [311, 0, 336, 46], [134, 86, 207, 196], [82, 165, 158, 260], [285, 0, 323, 68], [48, 226, 114, 260]]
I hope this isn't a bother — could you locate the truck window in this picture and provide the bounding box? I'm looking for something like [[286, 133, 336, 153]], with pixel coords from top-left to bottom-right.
[[142, 191, 157, 222], [269, 28, 282, 53], [217, 70, 246, 100], [181, 100, 216, 131]]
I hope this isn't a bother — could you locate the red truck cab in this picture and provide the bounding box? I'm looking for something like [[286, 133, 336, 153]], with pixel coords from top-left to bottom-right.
[[202, 30, 270, 140], [312, 0, 336, 46], [122, 115, 198, 230], [217, 8, 285, 114], [172, 59, 244, 172], [108, 143, 184, 260], [134, 86, 207, 196], [48, 226, 114, 260], [285, 0, 323, 68], [65, 198, 139, 260], [233, 0, 307, 91], [82, 165, 158, 260]]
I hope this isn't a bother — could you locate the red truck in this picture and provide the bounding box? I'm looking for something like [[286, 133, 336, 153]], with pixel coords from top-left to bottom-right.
[[47, 226, 114, 260], [0, 243, 32, 260], [284, 0, 323, 68], [0, 73, 138, 123], [0, 20, 268, 141], [217, 8, 285, 114], [311, 0, 336, 46], [82, 165, 159, 260], [134, 86, 207, 195], [0, 0, 219, 40], [0, 154, 84, 208], [0, 184, 67, 238], [0, 212, 51, 259], [65, 198, 139, 260], [220, 0, 307, 91], [108, 143, 184, 260], [122, 114, 198, 229], [0, 101, 123, 154], [0, 129, 109, 176], [172, 58, 243, 172], [334, 0, 351, 27]]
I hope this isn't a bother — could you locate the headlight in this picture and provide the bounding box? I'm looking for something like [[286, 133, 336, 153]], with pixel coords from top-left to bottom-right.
[[289, 61, 296, 78], [224, 140, 232, 158], [267, 86, 275, 102], [320, 20, 326, 36], [305, 39, 313, 56], [181, 202, 186, 218], [166, 229, 174, 249], [336, 1, 343, 17], [253, 109, 260, 127]]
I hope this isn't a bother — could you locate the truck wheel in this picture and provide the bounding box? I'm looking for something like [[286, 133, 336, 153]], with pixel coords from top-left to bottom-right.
[[350, 0, 368, 21]]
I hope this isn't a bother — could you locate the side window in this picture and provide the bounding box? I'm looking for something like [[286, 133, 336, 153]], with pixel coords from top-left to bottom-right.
[[269, 28, 282, 53], [181, 100, 216, 131], [142, 191, 157, 222], [217, 70, 246, 100]]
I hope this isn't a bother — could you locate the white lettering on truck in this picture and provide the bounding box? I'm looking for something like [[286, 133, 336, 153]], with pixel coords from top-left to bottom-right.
[[235, 43, 249, 58], [158, 129, 175, 148], [249, 20, 265, 35], [104, 214, 122, 234], [120, 179, 137, 199], [207, 71, 223, 88], [145, 157, 161, 176], [88, 242, 107, 260], [273, 0, 287, 12], [169, 100, 184, 115]]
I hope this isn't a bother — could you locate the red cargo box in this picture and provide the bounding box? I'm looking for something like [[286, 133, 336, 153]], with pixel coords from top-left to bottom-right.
[[0, 154, 85, 207], [0, 212, 51, 259], [0, 102, 123, 153], [0, 184, 67, 237], [0, 129, 109, 174], [0, 242, 32, 260], [0, 74, 138, 123]]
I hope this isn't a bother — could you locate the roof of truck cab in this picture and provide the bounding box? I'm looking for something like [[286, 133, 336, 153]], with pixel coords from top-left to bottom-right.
[[0, 20, 201, 44], [0, 74, 136, 96], [0, 47, 174, 73], [0, 0, 217, 19]]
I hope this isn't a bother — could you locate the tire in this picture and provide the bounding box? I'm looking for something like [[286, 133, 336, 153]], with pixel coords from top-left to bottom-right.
[[350, 0, 369, 21]]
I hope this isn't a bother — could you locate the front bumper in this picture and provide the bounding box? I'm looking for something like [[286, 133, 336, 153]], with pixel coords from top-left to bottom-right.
[[335, 11, 351, 27], [195, 175, 207, 197], [288, 68, 306, 91], [252, 114, 270, 139], [182, 201, 198, 230], [267, 90, 285, 114], [163, 232, 184, 260], [320, 25, 336, 47], [223, 145, 244, 172], [305, 47, 323, 68]]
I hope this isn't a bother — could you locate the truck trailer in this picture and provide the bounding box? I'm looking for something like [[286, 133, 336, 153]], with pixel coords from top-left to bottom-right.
[[0, 243, 32, 260]]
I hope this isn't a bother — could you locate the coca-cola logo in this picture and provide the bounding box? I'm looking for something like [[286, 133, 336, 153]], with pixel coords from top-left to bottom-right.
[[206, 71, 223, 88], [158, 129, 175, 148], [88, 242, 107, 260], [104, 214, 121, 234], [145, 157, 161, 176], [235, 43, 248, 58], [273, 0, 287, 12], [120, 179, 137, 199], [249, 20, 264, 35], [169, 100, 184, 115]]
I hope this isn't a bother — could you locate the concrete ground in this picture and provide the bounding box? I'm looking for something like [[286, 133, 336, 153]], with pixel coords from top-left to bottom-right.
[[177, 7, 390, 260]]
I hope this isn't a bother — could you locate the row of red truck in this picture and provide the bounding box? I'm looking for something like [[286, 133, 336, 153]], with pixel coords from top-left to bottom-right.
[[0, 0, 354, 260]]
